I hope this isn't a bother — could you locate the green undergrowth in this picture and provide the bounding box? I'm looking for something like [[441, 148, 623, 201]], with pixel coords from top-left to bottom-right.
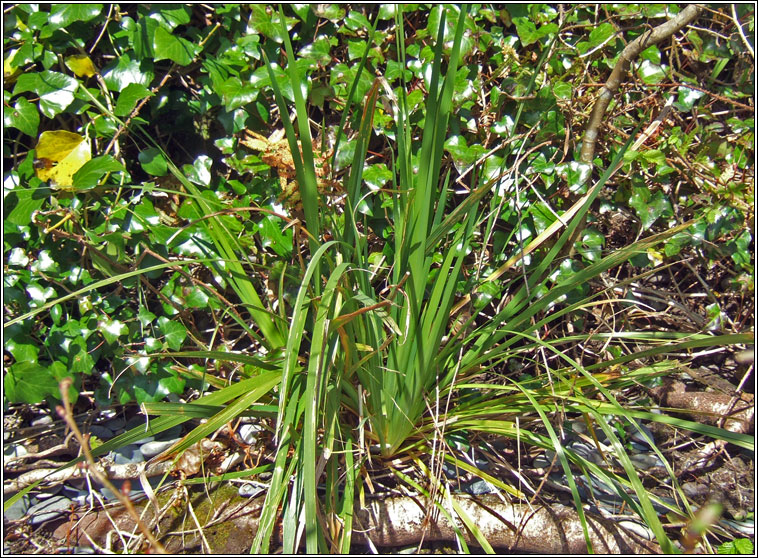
[[3, 4, 754, 554]]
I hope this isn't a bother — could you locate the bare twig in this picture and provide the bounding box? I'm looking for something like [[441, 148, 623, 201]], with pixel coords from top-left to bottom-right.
[[731, 4, 754, 58], [104, 65, 176, 156], [580, 4, 704, 163]]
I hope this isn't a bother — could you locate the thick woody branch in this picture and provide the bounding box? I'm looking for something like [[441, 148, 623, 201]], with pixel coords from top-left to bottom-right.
[[580, 4, 704, 163]]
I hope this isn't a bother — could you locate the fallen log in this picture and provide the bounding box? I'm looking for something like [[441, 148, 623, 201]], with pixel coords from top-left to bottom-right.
[[650, 381, 754, 434], [50, 490, 661, 553], [353, 495, 661, 553]]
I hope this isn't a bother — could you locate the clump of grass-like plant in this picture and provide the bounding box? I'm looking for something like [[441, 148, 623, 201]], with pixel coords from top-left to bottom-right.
[[9, 5, 751, 555], [234, 5, 752, 554]]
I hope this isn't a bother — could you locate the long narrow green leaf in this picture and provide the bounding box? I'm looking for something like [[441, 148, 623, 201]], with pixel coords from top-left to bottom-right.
[[152, 371, 281, 459], [302, 262, 350, 552], [275, 241, 337, 440]]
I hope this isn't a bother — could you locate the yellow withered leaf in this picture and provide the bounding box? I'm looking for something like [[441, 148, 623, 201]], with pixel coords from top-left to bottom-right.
[[65, 54, 97, 78], [34, 130, 92, 188], [4, 49, 21, 83]]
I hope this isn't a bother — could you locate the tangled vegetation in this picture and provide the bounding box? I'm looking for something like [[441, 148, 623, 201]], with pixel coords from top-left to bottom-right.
[[3, 4, 754, 554]]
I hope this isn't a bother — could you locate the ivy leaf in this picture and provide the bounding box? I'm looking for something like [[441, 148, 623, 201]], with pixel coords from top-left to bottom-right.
[[158, 370, 186, 396], [34, 130, 92, 188], [299, 37, 334, 66], [114, 83, 153, 116], [576, 228, 606, 263], [444, 135, 488, 172], [148, 5, 191, 30], [14, 71, 78, 118], [48, 4, 102, 29], [637, 59, 667, 84], [4, 183, 48, 226], [72, 155, 125, 189], [362, 164, 393, 191], [675, 86, 706, 112], [137, 306, 157, 327], [552, 81, 572, 100], [65, 54, 98, 78], [4, 362, 60, 404], [248, 5, 294, 43], [258, 214, 293, 257], [138, 147, 168, 176], [344, 11, 371, 31], [153, 26, 196, 66], [102, 54, 154, 91], [158, 316, 187, 350], [218, 76, 259, 111], [576, 22, 615, 53], [513, 17, 558, 46], [67, 338, 96, 375], [629, 186, 673, 230], [132, 371, 170, 404], [4, 97, 39, 137], [4, 337, 39, 364], [313, 4, 345, 21], [98, 318, 128, 345]]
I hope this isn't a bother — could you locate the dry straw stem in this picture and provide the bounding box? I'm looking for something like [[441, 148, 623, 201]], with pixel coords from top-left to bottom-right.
[[580, 4, 704, 163]]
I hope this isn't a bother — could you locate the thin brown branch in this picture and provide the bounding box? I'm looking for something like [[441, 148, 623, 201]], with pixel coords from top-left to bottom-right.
[[580, 4, 705, 163]]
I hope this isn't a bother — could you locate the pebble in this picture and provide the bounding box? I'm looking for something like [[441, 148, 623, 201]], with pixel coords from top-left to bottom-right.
[[441, 462, 460, 479], [62, 486, 92, 507], [99, 479, 145, 503], [568, 441, 604, 465], [629, 441, 652, 453], [681, 481, 708, 499], [218, 452, 242, 472], [4, 493, 33, 521], [110, 444, 144, 465], [628, 453, 664, 470], [31, 415, 53, 427], [33, 483, 62, 498], [3, 443, 27, 465], [239, 483, 266, 498], [532, 454, 552, 469], [101, 416, 125, 431], [140, 439, 179, 458], [238, 423, 263, 445], [567, 419, 587, 435], [734, 349, 753, 365], [629, 424, 655, 447], [464, 479, 497, 495], [618, 520, 655, 540], [28, 494, 72, 526], [99, 409, 118, 420]]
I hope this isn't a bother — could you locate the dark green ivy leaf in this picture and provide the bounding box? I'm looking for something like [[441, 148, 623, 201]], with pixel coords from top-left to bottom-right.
[[4, 97, 39, 137], [153, 26, 196, 65], [72, 155, 126, 189], [4, 362, 60, 404], [115, 83, 153, 116], [48, 4, 102, 29], [139, 147, 168, 176]]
